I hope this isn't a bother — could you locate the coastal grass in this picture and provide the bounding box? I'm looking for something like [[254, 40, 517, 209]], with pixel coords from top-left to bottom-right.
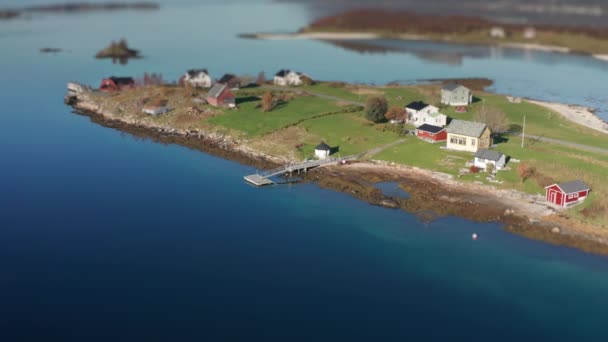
[[207, 95, 344, 137], [374, 137, 471, 175], [296, 112, 401, 157]]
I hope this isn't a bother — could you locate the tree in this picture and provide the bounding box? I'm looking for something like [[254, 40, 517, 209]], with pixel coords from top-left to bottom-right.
[[256, 71, 266, 86], [517, 163, 536, 183], [261, 91, 274, 112], [385, 106, 407, 122], [365, 96, 388, 123], [301, 75, 315, 86], [474, 107, 510, 134], [486, 163, 495, 174]]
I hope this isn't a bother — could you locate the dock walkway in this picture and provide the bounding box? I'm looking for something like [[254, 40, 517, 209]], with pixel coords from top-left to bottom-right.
[[244, 155, 359, 186]]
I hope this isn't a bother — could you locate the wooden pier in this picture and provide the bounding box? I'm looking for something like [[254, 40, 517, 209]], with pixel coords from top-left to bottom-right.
[[244, 155, 357, 186]]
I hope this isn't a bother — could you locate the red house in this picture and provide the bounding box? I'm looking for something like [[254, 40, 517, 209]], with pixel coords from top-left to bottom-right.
[[545, 180, 590, 207], [99, 77, 135, 92], [206, 83, 235, 107], [416, 124, 447, 143]]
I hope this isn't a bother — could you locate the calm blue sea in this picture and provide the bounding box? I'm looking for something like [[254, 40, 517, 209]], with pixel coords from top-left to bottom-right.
[[1, 1, 608, 341]]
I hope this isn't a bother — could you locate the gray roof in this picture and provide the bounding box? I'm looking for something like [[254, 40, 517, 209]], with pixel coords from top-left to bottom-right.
[[556, 180, 590, 194], [443, 83, 468, 92], [207, 83, 227, 99], [405, 101, 428, 111], [187, 69, 208, 77], [447, 119, 488, 137], [474, 149, 503, 161], [315, 141, 331, 151], [275, 69, 290, 77]]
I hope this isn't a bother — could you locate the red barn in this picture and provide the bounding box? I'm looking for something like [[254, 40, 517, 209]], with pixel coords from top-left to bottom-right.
[[99, 77, 135, 92], [416, 124, 447, 143], [545, 180, 590, 207], [206, 83, 236, 107]]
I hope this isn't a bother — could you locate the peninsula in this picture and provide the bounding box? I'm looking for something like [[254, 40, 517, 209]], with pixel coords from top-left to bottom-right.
[[64, 74, 608, 254], [245, 8, 608, 58]]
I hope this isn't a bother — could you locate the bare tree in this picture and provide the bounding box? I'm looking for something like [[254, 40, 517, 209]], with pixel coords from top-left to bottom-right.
[[256, 71, 266, 86], [385, 106, 407, 122], [517, 163, 536, 183], [474, 107, 510, 134], [261, 91, 274, 112]]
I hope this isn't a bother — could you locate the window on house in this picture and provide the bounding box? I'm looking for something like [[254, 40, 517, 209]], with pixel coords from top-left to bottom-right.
[[574, 193, 579, 198], [471, 138, 476, 146]]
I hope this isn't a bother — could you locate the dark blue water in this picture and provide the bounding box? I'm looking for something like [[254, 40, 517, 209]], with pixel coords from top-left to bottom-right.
[[2, 1, 608, 341]]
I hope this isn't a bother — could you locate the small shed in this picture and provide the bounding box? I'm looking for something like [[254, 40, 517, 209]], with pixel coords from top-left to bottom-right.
[[474, 149, 506, 171], [99, 76, 134, 92], [206, 83, 236, 107], [416, 124, 447, 143], [142, 105, 172, 116], [314, 141, 331, 159], [545, 180, 590, 207]]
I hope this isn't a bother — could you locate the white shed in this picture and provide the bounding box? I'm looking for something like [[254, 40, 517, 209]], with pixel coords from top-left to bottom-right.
[[474, 149, 507, 171], [314, 141, 331, 159]]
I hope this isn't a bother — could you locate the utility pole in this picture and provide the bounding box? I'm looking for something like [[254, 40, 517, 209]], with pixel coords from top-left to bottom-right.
[[521, 114, 526, 148]]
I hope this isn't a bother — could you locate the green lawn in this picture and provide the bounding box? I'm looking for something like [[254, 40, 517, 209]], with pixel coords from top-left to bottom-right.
[[297, 112, 401, 157], [374, 136, 472, 175], [442, 93, 608, 149], [207, 95, 344, 136]]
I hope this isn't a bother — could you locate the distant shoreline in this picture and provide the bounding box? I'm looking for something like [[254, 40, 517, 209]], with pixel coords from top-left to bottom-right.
[[0, 2, 159, 21], [240, 31, 608, 62]]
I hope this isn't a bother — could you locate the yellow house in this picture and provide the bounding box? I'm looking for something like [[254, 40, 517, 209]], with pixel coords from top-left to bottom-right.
[[446, 120, 492, 153]]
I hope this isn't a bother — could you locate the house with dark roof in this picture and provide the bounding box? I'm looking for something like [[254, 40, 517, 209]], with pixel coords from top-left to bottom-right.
[[314, 141, 331, 159], [206, 83, 235, 107], [405, 101, 445, 127], [473, 149, 506, 170], [183, 69, 212, 88], [273, 69, 306, 86], [545, 180, 590, 207], [218, 74, 241, 89], [99, 76, 135, 92], [446, 119, 491, 152], [441, 83, 472, 106], [416, 124, 447, 143]]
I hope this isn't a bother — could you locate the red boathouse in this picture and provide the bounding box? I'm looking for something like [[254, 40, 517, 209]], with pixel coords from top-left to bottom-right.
[[99, 77, 135, 92], [545, 180, 590, 207], [206, 83, 236, 107], [416, 124, 447, 143]]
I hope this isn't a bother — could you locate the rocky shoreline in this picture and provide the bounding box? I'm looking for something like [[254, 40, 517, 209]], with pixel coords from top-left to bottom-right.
[[67, 91, 608, 256]]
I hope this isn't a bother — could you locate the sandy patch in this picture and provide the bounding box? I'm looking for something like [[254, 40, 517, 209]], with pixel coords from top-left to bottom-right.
[[527, 99, 608, 134]]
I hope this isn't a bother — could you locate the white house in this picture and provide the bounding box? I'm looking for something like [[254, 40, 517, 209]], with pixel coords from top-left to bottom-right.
[[405, 101, 446, 127], [183, 69, 212, 88], [314, 141, 331, 159], [441, 84, 473, 106], [274, 69, 306, 86], [490, 26, 506, 38], [523, 27, 537, 40], [474, 149, 507, 171]]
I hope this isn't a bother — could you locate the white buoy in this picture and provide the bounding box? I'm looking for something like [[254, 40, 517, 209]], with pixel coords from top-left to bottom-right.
[[472, 233, 478, 241]]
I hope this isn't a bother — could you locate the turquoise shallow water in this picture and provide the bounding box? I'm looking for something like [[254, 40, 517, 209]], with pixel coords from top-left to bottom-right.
[[1, 1, 608, 341]]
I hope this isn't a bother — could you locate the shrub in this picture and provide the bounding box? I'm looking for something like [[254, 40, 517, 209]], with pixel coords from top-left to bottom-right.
[[365, 96, 388, 123], [261, 91, 274, 112], [470, 165, 480, 173], [385, 106, 407, 122], [517, 163, 536, 183]]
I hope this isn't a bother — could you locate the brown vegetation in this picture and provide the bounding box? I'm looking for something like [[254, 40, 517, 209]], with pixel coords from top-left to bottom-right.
[[517, 163, 536, 183], [261, 91, 274, 112], [308, 8, 608, 40], [385, 106, 407, 122], [474, 107, 509, 134]]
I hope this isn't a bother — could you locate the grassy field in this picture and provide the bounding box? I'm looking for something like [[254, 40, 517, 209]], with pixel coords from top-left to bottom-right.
[[297, 112, 400, 157], [208, 95, 346, 137]]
